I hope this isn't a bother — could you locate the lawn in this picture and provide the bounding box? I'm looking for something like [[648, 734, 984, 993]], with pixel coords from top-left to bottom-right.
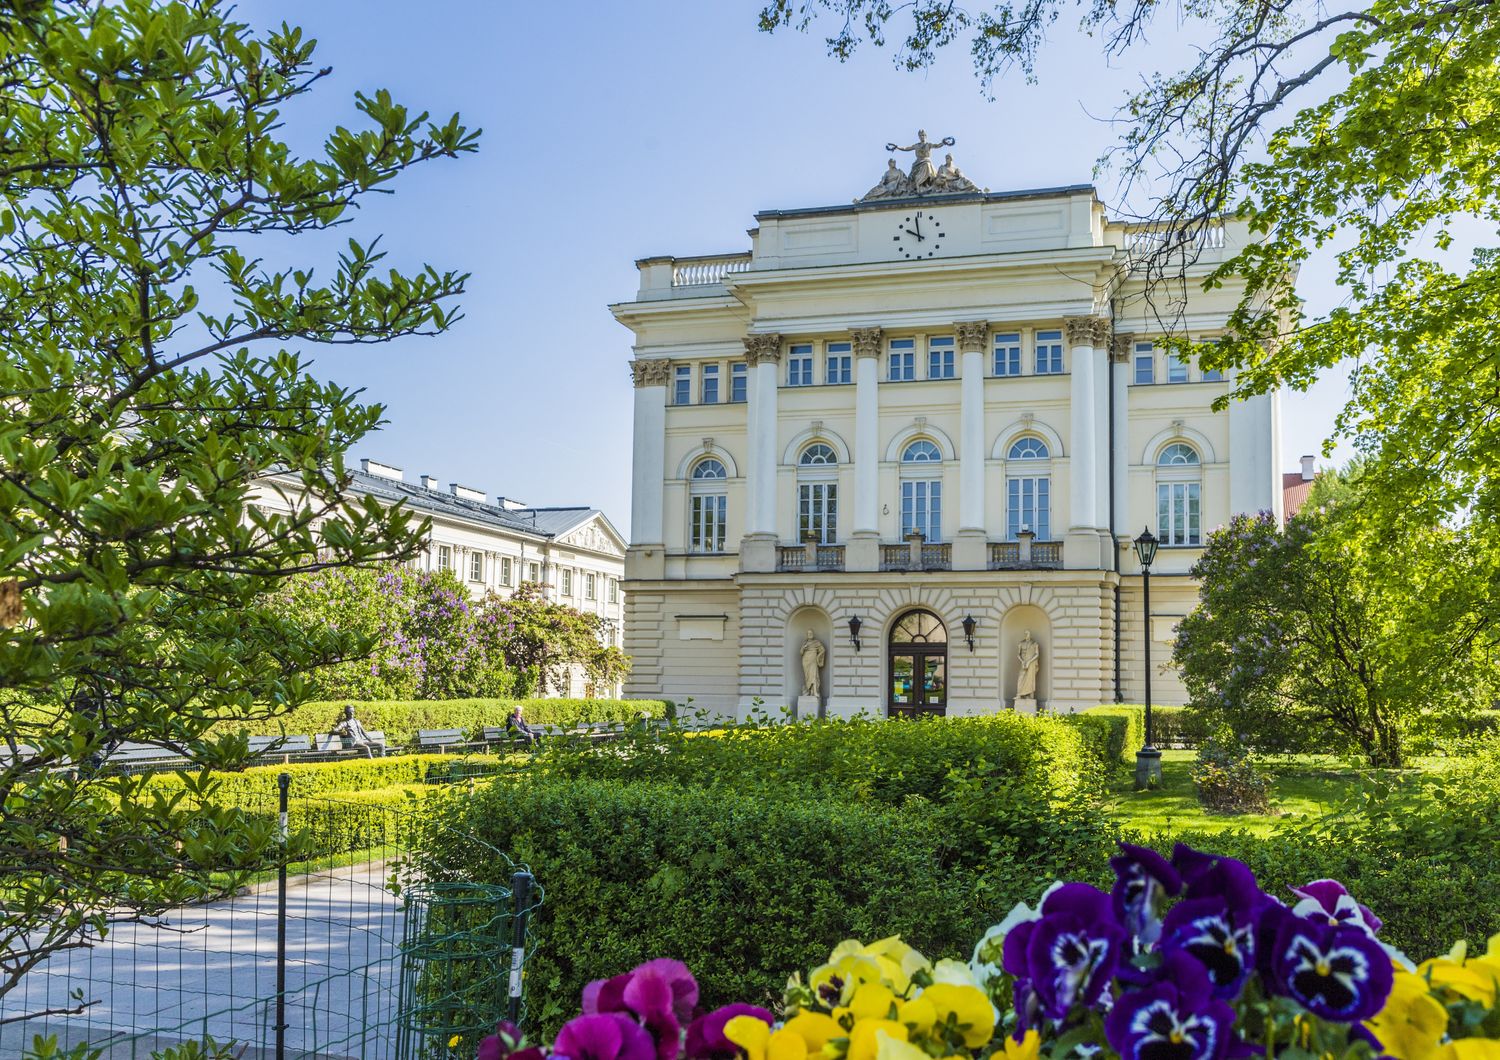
[[1100, 749, 1444, 837]]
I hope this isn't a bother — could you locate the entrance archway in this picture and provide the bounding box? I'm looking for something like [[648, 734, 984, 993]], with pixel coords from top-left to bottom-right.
[[887, 609, 948, 718]]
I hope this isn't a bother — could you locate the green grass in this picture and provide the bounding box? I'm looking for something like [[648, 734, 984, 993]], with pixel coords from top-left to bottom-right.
[[1100, 750, 1446, 837]]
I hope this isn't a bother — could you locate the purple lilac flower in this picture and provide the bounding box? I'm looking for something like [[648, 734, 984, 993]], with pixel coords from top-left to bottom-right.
[[1288, 880, 1382, 938], [1009, 883, 1127, 1021], [1267, 915, 1392, 1021], [683, 1004, 773, 1060], [553, 1014, 657, 1060], [1105, 953, 1234, 1060], [1160, 898, 1255, 999], [1111, 842, 1183, 946]]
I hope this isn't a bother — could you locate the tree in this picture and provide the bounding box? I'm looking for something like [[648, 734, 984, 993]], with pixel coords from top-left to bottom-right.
[[757, 0, 1500, 530], [484, 583, 630, 697], [0, 0, 474, 1021], [1171, 470, 1498, 766]]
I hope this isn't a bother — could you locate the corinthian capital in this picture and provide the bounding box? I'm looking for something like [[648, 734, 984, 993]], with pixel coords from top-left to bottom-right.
[[955, 320, 990, 353], [1110, 332, 1135, 363], [631, 359, 673, 387], [1065, 315, 1113, 347], [850, 327, 884, 359], [743, 333, 783, 365]]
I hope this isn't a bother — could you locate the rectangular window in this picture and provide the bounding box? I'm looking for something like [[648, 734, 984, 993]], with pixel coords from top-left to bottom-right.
[[1157, 482, 1202, 546], [1007, 477, 1051, 541], [437, 545, 452, 571], [787, 344, 814, 386], [1035, 330, 1064, 374], [673, 365, 691, 405], [1134, 342, 1155, 385], [701, 363, 719, 403], [586, 572, 596, 600], [798, 482, 838, 544], [470, 551, 483, 582], [1166, 352, 1189, 383], [690, 494, 727, 552], [561, 569, 572, 596], [1202, 366, 1224, 382], [730, 362, 748, 402], [993, 332, 1022, 376], [500, 556, 513, 586], [900, 479, 941, 542], [527, 561, 540, 583], [826, 342, 852, 384], [889, 338, 916, 381], [928, 336, 955, 379], [608, 578, 618, 603]]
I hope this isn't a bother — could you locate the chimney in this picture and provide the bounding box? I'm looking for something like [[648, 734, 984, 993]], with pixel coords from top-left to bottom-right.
[[1300, 455, 1315, 482], [361, 459, 403, 482], [420, 474, 440, 490], [451, 483, 488, 503], [495, 496, 528, 511]]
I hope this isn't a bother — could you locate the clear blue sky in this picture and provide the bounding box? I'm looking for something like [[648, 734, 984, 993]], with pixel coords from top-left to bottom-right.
[[235, 0, 1356, 531]]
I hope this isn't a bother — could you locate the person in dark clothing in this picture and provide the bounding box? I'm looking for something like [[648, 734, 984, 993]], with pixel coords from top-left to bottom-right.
[[506, 705, 543, 748]]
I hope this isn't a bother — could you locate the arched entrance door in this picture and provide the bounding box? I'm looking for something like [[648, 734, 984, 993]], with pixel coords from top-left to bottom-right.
[[888, 609, 948, 718]]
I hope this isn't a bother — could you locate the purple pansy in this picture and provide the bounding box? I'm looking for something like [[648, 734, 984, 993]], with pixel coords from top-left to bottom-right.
[[1020, 883, 1128, 1020], [1160, 898, 1255, 999], [683, 1004, 773, 1060], [478, 1021, 546, 1060], [1111, 842, 1183, 946], [553, 1014, 658, 1060], [582, 959, 699, 1060], [1289, 880, 1382, 938], [1105, 953, 1235, 1060], [1170, 846, 1263, 912], [1268, 915, 1393, 1021]]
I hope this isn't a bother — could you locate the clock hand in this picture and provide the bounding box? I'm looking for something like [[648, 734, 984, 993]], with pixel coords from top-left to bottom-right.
[[903, 227, 924, 239]]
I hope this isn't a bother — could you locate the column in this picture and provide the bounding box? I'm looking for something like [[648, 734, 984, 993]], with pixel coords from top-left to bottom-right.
[[1064, 316, 1108, 569], [847, 327, 883, 572], [741, 332, 782, 572], [954, 320, 989, 571], [1110, 334, 1131, 549], [1229, 388, 1275, 516], [629, 359, 669, 579]]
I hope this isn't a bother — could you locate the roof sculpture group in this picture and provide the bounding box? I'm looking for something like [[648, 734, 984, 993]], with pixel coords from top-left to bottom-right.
[[861, 130, 983, 201]]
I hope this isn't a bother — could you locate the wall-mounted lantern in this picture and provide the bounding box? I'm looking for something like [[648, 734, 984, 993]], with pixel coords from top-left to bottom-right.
[[848, 615, 863, 653], [961, 614, 977, 652]]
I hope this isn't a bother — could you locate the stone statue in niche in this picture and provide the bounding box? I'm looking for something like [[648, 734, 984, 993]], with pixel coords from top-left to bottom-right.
[[800, 628, 826, 698], [1015, 629, 1041, 699]]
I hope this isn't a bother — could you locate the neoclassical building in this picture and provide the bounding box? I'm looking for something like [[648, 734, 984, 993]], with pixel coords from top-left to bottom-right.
[[613, 141, 1280, 718]]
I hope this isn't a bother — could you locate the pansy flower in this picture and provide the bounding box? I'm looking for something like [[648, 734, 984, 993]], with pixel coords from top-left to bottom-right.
[[1170, 846, 1263, 912], [1112, 842, 1183, 947], [583, 960, 700, 1060], [1160, 898, 1256, 999], [1015, 883, 1127, 1020], [685, 1005, 775, 1060], [478, 1020, 547, 1060], [1269, 915, 1393, 1021], [1105, 954, 1234, 1060], [1289, 880, 1382, 938], [553, 1013, 659, 1060]]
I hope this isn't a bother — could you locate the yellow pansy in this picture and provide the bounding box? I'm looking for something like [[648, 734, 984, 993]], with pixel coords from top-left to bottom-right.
[[861, 936, 933, 993], [896, 995, 937, 1035], [848, 982, 899, 1022], [929, 959, 980, 988], [919, 983, 997, 1049], [811, 945, 889, 1007], [1437, 1041, 1500, 1060], [783, 1011, 841, 1054], [1366, 970, 1448, 1060], [1001, 1030, 1041, 1060], [847, 1020, 908, 1060], [725, 1015, 809, 1060], [874, 1031, 935, 1060], [1420, 937, 1500, 1008]]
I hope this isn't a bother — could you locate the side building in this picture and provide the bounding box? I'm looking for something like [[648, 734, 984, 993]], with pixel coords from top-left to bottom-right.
[[255, 458, 628, 697], [612, 142, 1282, 719]]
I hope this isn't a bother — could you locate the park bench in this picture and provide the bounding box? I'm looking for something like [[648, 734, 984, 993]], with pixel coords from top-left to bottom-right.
[[415, 728, 472, 753], [107, 741, 190, 773]]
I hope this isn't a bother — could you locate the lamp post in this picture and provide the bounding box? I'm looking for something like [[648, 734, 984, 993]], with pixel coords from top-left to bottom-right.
[[1132, 526, 1162, 790]]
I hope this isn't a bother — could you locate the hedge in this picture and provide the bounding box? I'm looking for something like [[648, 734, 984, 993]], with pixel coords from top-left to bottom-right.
[[216, 697, 671, 746], [1081, 705, 1209, 761], [147, 752, 515, 803]]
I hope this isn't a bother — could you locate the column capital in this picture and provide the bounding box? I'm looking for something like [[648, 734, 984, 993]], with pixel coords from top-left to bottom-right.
[[955, 320, 990, 353], [1110, 332, 1135, 364], [631, 359, 672, 387], [1065, 315, 1112, 346], [743, 333, 783, 365], [850, 327, 884, 358]]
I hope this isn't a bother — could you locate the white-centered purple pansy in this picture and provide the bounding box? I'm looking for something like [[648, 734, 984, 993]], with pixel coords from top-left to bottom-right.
[[1269, 915, 1393, 1021], [1007, 882, 1127, 1020], [1160, 898, 1256, 1000], [1289, 879, 1382, 938], [1104, 953, 1234, 1060], [1111, 843, 1183, 947]]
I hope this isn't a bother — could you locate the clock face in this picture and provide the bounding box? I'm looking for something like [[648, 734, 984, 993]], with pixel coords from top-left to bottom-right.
[[891, 210, 945, 259]]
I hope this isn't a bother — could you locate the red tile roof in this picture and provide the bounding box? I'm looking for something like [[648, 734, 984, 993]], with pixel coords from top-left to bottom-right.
[[1283, 472, 1314, 523]]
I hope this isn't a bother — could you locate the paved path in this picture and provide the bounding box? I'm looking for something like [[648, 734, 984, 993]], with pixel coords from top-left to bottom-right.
[[0, 864, 405, 1059]]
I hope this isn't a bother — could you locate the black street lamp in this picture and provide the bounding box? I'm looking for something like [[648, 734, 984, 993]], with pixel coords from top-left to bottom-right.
[[1132, 526, 1162, 790]]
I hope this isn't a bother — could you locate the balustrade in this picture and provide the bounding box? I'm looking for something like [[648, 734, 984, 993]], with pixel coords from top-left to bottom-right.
[[670, 255, 752, 287]]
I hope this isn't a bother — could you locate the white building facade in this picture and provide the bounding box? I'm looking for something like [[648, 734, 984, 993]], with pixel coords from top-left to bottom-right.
[[614, 157, 1280, 719]]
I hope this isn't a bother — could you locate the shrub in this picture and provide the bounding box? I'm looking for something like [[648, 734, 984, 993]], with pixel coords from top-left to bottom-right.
[[146, 752, 515, 803], [1080, 705, 1209, 759], [1077, 707, 1145, 763], [1191, 725, 1273, 813]]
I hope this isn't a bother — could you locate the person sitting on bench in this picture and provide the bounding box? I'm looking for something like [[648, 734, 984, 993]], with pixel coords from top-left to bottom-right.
[[506, 705, 543, 748], [331, 704, 378, 758]]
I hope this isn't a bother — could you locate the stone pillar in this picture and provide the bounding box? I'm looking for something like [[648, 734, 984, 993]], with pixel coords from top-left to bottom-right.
[[628, 359, 670, 579], [741, 333, 782, 572], [1110, 334, 1132, 552], [1064, 316, 1109, 569], [847, 327, 883, 572], [954, 320, 989, 571]]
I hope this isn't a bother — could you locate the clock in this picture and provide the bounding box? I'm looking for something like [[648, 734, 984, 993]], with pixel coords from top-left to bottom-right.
[[890, 210, 945, 259]]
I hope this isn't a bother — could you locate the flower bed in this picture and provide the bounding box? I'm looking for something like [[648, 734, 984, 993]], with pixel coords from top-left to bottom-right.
[[481, 844, 1500, 1060]]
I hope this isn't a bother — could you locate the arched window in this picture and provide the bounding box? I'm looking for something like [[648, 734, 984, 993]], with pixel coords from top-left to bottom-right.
[[797, 444, 838, 543], [689, 458, 727, 552], [899, 440, 942, 541], [1155, 443, 1201, 546], [1005, 436, 1052, 540]]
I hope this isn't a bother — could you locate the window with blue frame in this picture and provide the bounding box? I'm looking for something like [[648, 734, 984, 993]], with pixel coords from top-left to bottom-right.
[[730, 362, 747, 402], [826, 342, 852, 384], [928, 336, 955, 378], [787, 344, 814, 386], [889, 338, 916, 381], [993, 332, 1021, 376], [1166, 352, 1189, 383], [673, 365, 691, 405], [700, 363, 719, 403], [1035, 330, 1064, 374]]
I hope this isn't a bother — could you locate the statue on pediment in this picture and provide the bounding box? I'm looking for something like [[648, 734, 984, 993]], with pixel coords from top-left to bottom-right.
[[860, 132, 982, 202], [887, 129, 955, 192], [935, 154, 980, 194], [863, 158, 913, 201]]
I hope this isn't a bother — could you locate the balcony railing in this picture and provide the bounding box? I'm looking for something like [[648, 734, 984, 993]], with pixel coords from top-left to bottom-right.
[[920, 543, 951, 570], [988, 540, 1065, 570], [816, 545, 845, 570], [777, 546, 807, 571], [671, 254, 752, 287], [776, 544, 846, 572], [879, 545, 910, 572], [1124, 223, 1226, 256]]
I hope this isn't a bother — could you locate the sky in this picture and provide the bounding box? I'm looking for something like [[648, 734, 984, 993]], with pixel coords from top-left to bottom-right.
[[233, 0, 1359, 531]]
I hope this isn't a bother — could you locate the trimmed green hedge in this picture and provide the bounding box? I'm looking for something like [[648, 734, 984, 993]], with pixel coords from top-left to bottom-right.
[[1082, 705, 1208, 760], [217, 697, 670, 746], [148, 752, 515, 803]]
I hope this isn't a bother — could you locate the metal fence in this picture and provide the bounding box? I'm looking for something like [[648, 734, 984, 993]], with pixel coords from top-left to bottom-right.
[[0, 775, 538, 1060]]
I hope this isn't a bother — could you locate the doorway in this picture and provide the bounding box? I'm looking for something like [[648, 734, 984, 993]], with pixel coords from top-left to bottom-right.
[[887, 609, 948, 718]]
